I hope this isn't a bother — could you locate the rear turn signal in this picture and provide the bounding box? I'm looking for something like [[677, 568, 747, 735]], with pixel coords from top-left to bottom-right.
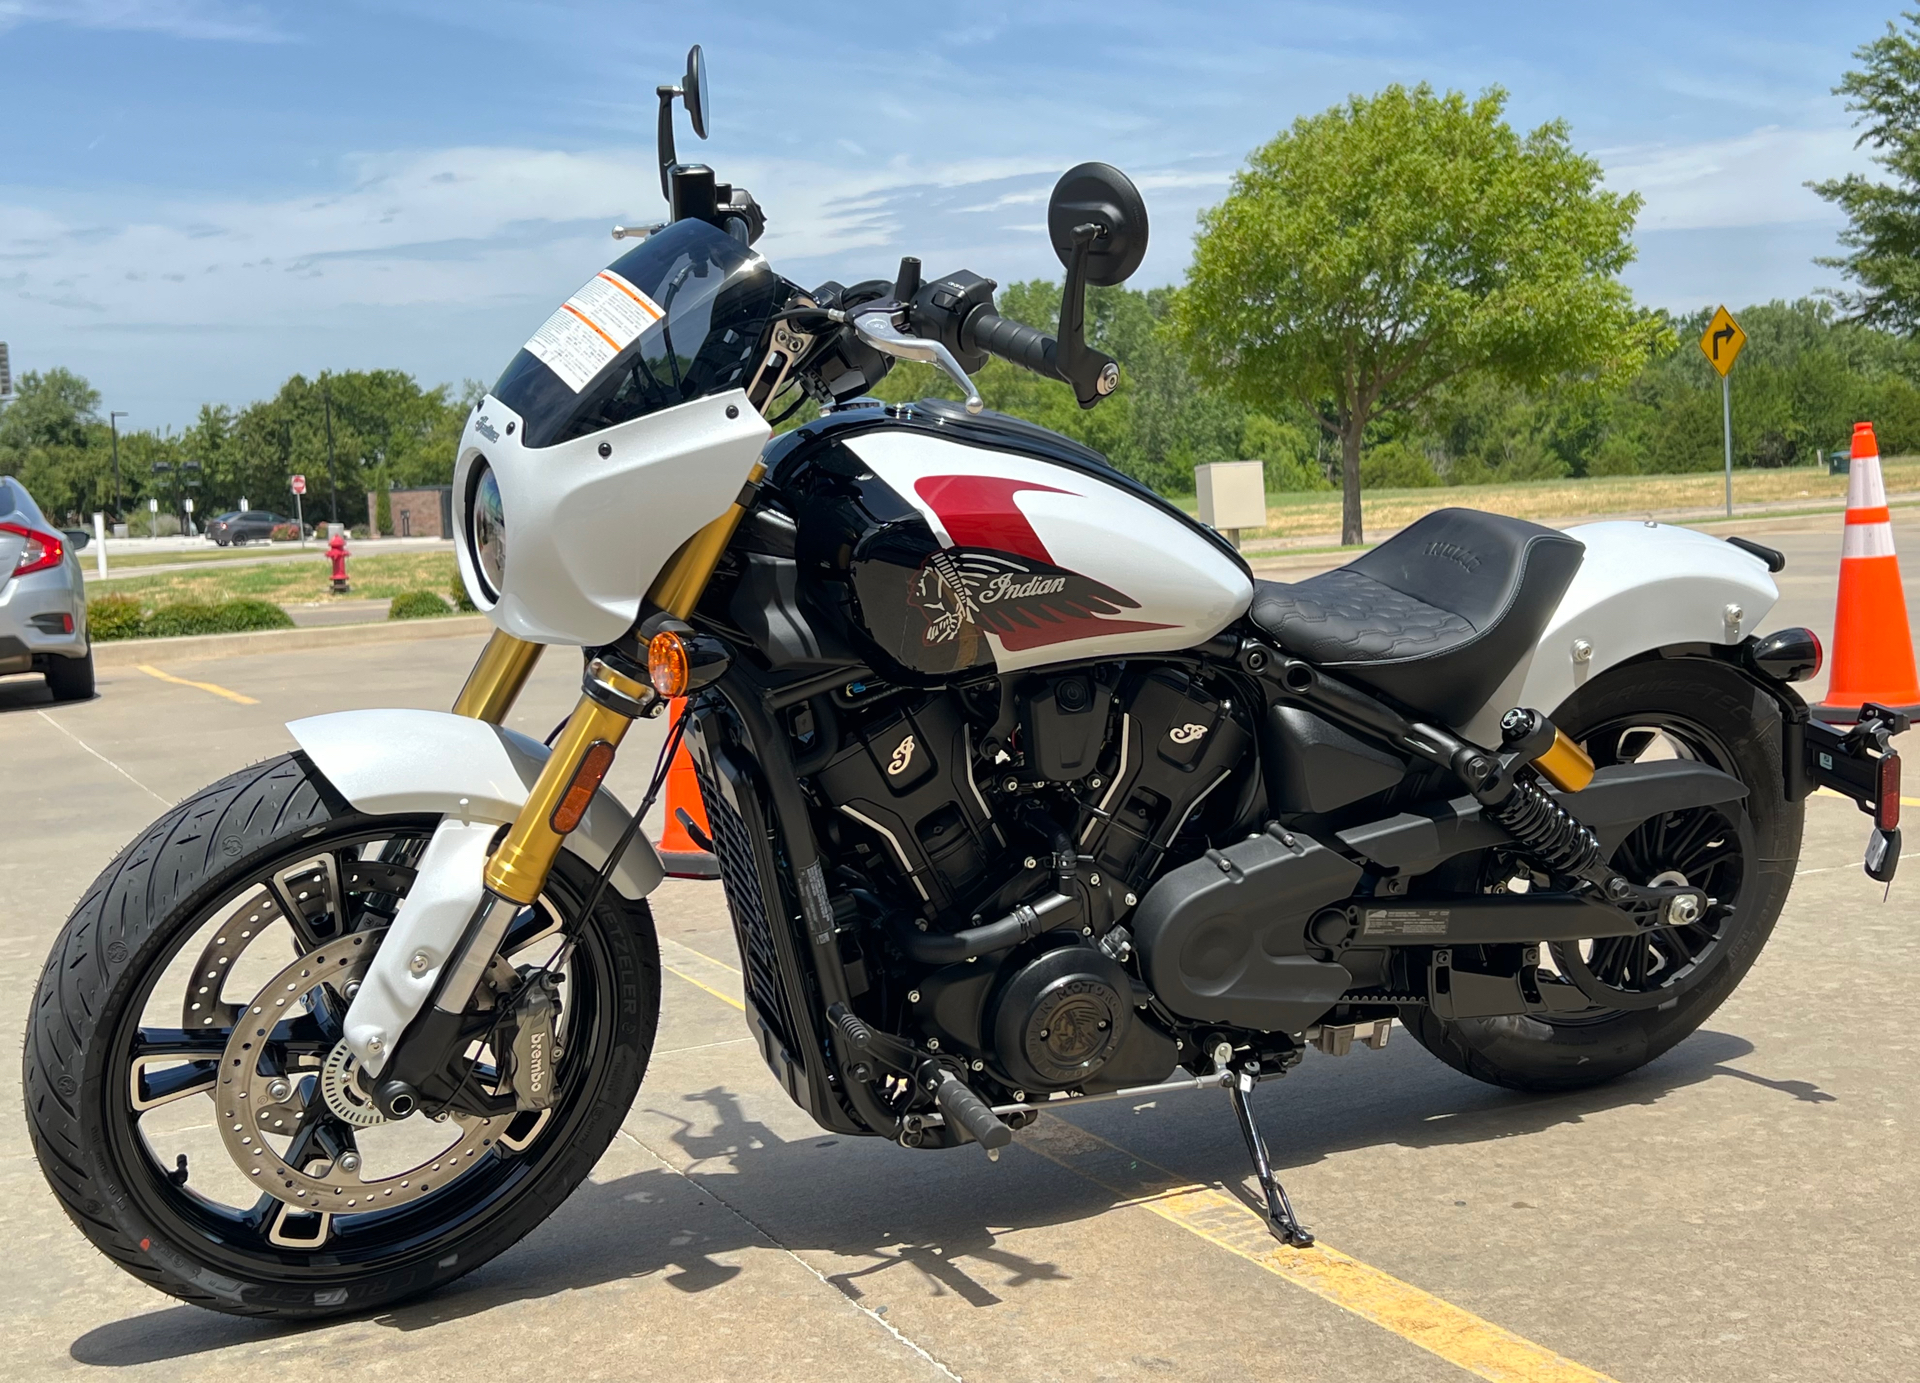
[[549, 739, 617, 834], [648, 631, 691, 697], [1748, 627, 1823, 683]]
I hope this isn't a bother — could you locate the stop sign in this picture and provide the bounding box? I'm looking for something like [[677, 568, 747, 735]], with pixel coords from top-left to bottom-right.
[[291, 474, 307, 495]]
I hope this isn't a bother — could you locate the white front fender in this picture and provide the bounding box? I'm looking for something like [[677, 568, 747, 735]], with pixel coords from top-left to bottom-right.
[[288, 708, 665, 1074], [288, 707, 664, 899], [1459, 522, 1781, 743]]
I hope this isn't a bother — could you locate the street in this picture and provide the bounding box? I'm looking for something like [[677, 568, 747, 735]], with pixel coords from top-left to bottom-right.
[[1, 515, 1916, 1382]]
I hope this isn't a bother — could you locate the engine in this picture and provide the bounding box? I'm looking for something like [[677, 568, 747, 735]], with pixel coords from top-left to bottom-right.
[[804, 663, 1253, 1095]]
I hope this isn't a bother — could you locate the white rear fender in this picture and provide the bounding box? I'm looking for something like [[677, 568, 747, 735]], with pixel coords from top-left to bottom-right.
[[1458, 522, 1780, 743], [288, 708, 665, 1076]]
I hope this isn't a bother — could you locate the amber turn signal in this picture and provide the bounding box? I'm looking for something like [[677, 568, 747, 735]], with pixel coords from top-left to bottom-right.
[[550, 739, 617, 835], [648, 631, 691, 697]]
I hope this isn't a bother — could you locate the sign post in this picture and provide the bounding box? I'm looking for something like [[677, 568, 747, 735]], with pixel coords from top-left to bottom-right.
[[291, 474, 307, 550], [1698, 305, 1748, 518]]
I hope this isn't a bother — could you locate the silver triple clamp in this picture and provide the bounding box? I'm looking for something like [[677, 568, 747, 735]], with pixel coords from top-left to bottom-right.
[[1220, 1045, 1314, 1248]]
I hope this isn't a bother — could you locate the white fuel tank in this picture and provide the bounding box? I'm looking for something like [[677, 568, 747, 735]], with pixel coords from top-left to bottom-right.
[[839, 429, 1254, 674]]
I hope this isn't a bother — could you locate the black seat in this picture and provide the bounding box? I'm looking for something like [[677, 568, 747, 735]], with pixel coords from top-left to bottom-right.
[[1249, 508, 1585, 724]]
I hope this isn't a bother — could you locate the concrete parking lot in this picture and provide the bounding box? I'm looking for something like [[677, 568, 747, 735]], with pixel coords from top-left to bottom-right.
[[2, 516, 1916, 1382]]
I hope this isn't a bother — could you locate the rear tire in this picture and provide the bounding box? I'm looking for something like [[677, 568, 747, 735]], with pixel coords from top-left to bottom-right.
[[24, 752, 660, 1318], [45, 649, 95, 701], [1404, 657, 1802, 1092]]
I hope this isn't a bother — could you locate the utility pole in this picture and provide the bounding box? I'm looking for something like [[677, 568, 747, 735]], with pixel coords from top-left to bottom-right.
[[322, 372, 339, 526], [110, 410, 127, 519]]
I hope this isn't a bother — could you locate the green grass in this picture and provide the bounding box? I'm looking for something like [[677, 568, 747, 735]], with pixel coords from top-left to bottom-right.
[[1170, 457, 1920, 545], [87, 551, 459, 605]]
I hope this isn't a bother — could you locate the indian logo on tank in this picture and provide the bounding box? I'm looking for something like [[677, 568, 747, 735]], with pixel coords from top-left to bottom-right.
[[887, 735, 916, 776], [907, 475, 1174, 653], [1168, 722, 1209, 745]]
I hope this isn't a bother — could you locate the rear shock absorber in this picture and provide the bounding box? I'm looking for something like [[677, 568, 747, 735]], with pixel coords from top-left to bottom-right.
[[1485, 776, 1604, 878]]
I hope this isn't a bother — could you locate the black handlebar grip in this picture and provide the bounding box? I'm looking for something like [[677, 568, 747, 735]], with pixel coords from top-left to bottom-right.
[[964, 309, 1064, 382], [924, 1065, 1014, 1151]]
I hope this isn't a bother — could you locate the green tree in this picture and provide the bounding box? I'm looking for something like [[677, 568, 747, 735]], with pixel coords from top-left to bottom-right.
[[1174, 83, 1665, 542], [1812, 10, 1920, 333]]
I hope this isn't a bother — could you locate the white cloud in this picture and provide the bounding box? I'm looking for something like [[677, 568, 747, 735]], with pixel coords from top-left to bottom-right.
[[1601, 125, 1869, 231], [0, 0, 287, 42]]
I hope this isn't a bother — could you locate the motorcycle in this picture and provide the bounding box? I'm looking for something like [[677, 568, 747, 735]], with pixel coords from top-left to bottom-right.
[[26, 46, 1907, 1318]]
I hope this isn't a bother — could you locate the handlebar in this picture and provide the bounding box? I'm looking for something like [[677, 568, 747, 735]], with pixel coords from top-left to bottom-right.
[[962, 309, 1063, 383]]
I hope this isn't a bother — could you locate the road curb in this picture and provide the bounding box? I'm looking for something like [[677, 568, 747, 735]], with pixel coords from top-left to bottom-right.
[[91, 615, 495, 668]]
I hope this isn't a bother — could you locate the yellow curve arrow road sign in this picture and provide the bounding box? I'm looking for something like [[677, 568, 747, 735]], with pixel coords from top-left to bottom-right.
[[1699, 305, 1746, 377]]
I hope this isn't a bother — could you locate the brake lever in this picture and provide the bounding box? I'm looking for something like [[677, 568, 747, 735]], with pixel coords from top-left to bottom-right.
[[849, 308, 983, 414]]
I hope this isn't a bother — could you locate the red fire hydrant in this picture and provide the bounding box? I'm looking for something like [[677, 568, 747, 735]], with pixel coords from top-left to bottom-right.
[[327, 532, 351, 595]]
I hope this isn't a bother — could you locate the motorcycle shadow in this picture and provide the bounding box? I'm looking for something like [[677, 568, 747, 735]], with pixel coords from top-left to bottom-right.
[[69, 1024, 1828, 1367]]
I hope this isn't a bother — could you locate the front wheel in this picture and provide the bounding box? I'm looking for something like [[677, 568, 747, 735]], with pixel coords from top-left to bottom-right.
[[1404, 657, 1803, 1092], [24, 752, 660, 1318]]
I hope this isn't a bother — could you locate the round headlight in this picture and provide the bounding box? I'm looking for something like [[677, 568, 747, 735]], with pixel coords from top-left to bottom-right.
[[469, 462, 506, 600]]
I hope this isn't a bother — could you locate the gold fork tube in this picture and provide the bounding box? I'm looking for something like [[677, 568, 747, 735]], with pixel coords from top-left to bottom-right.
[[646, 461, 766, 619], [483, 660, 651, 904], [452, 629, 544, 723], [480, 461, 763, 904]]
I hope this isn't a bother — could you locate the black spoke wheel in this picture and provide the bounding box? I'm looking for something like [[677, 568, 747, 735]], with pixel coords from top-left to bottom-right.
[[25, 753, 660, 1319], [1403, 658, 1802, 1092]]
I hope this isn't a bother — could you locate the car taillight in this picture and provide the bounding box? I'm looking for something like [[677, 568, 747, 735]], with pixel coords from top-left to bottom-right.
[[1, 522, 64, 577]]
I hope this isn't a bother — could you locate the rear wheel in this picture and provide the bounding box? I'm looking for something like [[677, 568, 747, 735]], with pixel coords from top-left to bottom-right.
[[1404, 658, 1802, 1092], [45, 649, 95, 701], [24, 752, 660, 1318]]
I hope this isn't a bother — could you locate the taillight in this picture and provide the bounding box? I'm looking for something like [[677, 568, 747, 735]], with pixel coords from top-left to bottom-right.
[[1878, 754, 1902, 832], [1, 522, 64, 577]]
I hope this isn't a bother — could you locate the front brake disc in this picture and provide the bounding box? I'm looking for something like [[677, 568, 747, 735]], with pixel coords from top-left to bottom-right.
[[214, 931, 504, 1214]]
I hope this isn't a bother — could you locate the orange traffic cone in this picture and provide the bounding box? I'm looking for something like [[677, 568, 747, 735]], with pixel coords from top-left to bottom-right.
[[1816, 422, 1920, 723], [656, 697, 720, 878]]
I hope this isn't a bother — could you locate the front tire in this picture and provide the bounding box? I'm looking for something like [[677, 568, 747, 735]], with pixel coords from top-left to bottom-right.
[[1404, 657, 1802, 1092], [24, 752, 660, 1318]]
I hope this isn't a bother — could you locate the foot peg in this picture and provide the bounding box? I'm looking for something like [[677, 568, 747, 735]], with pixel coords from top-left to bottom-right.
[[1227, 1062, 1314, 1248]]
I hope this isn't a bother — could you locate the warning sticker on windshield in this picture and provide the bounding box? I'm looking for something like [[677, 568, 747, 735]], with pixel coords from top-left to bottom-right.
[[522, 269, 664, 393]]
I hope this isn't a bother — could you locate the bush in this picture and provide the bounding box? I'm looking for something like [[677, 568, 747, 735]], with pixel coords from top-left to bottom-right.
[[388, 589, 454, 620], [87, 593, 147, 641], [1360, 438, 1442, 488], [141, 598, 295, 638], [270, 523, 301, 541], [449, 579, 476, 612]]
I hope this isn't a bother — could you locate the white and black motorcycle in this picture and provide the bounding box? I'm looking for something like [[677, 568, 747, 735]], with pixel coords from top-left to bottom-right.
[[27, 47, 1906, 1318]]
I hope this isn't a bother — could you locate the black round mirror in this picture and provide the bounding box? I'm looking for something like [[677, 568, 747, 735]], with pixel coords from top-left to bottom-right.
[[1047, 162, 1148, 287], [684, 45, 709, 139]]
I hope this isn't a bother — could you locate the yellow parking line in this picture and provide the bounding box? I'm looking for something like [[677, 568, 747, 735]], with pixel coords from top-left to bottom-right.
[[1023, 1116, 1619, 1383], [136, 664, 258, 705], [662, 960, 744, 1012], [666, 936, 743, 974]]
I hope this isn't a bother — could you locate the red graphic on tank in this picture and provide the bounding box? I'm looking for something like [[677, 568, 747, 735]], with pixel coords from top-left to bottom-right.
[[911, 475, 1174, 651]]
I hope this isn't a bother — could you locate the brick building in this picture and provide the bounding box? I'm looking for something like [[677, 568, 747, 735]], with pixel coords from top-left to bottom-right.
[[366, 486, 454, 538]]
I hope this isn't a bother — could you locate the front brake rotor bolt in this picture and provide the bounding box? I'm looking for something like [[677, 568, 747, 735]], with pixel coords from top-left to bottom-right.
[[265, 1078, 291, 1103], [408, 950, 432, 975], [343, 981, 360, 1000], [336, 1151, 361, 1175]]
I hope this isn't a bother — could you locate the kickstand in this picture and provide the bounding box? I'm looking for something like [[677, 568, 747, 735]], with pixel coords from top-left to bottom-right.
[[1228, 1064, 1314, 1248]]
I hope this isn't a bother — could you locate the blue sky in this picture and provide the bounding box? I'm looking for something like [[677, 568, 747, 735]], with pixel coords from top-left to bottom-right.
[[0, 0, 1901, 430]]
